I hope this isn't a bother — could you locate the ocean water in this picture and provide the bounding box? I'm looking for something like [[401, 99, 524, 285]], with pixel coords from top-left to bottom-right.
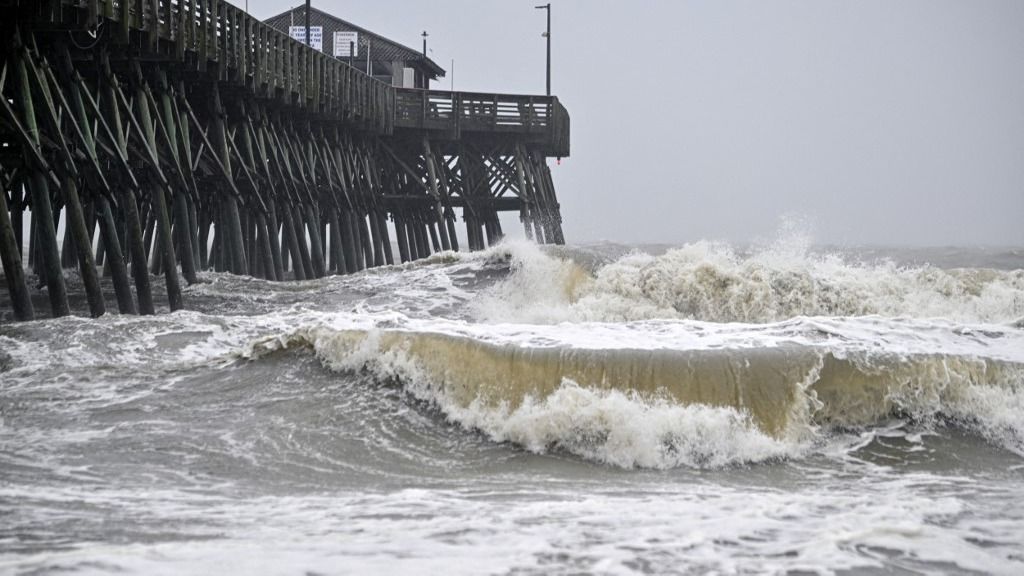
[[1, 239, 1023, 575]]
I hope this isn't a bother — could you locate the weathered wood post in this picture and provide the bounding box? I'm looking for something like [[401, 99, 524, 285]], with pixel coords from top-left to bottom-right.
[[340, 208, 360, 272], [23, 42, 106, 316], [326, 207, 347, 274], [156, 71, 198, 285], [393, 211, 411, 263], [521, 151, 547, 244], [514, 143, 535, 241], [12, 33, 69, 317], [132, 61, 183, 311], [0, 178, 34, 320], [57, 43, 136, 314], [210, 88, 248, 276], [101, 52, 155, 314], [422, 138, 451, 251]]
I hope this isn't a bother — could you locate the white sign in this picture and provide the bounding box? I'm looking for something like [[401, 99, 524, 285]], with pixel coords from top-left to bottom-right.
[[289, 26, 323, 52], [333, 31, 359, 58]]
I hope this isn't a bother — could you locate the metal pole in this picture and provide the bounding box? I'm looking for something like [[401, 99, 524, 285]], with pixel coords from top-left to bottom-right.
[[422, 31, 429, 89], [546, 4, 551, 95], [305, 0, 311, 47], [535, 3, 551, 96]]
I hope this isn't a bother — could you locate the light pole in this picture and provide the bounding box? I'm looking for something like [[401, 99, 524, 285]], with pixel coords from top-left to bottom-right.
[[305, 0, 311, 47], [422, 31, 429, 88], [535, 3, 551, 96]]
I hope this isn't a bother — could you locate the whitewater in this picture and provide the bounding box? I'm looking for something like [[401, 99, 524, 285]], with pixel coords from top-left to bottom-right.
[[2, 239, 1023, 574]]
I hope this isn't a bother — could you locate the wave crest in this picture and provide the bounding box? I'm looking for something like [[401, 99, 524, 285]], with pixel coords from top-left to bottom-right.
[[473, 241, 1024, 324], [245, 317, 1024, 469]]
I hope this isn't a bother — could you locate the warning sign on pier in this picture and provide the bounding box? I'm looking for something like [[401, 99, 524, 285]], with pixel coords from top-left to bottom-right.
[[334, 31, 359, 57], [289, 26, 323, 51]]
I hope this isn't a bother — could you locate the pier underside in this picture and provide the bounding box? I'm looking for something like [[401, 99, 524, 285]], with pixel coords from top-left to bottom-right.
[[0, 0, 570, 321]]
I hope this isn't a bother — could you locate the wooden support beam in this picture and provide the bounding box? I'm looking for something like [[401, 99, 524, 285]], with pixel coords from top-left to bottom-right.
[[520, 148, 547, 244], [514, 144, 535, 241], [428, 218, 442, 253], [12, 35, 69, 317], [0, 170, 34, 320], [355, 211, 371, 270], [422, 138, 452, 252], [95, 196, 136, 314], [405, 213, 421, 261], [207, 88, 247, 276], [132, 61, 182, 311], [199, 207, 212, 271], [247, 107, 285, 280], [155, 71, 198, 285], [10, 182, 25, 262], [327, 207, 348, 274], [531, 151, 565, 245], [376, 211, 394, 266], [393, 211, 410, 264], [51, 50, 134, 314], [288, 203, 314, 280], [100, 53, 155, 314], [232, 114, 279, 282]]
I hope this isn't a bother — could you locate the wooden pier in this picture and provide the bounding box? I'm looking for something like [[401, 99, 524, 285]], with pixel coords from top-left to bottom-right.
[[0, 0, 569, 321]]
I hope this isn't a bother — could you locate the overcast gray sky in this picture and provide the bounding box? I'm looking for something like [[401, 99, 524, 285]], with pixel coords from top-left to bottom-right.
[[247, 1, 1024, 246]]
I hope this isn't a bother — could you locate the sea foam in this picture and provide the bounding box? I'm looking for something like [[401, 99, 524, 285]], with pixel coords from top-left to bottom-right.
[[471, 240, 1024, 324], [241, 312, 1024, 469]]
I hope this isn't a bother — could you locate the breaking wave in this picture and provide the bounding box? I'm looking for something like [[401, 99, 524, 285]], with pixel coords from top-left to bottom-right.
[[471, 240, 1024, 324], [246, 314, 1024, 469], [10, 237, 1020, 471]]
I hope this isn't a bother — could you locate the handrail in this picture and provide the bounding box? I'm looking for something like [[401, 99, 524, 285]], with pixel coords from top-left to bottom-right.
[[34, 0, 566, 152], [393, 88, 569, 154]]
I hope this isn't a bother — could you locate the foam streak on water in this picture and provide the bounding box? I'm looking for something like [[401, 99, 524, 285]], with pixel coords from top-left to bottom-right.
[[1, 239, 1023, 574]]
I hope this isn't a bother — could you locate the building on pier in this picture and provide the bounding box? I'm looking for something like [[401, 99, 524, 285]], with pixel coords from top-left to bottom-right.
[[264, 6, 445, 89]]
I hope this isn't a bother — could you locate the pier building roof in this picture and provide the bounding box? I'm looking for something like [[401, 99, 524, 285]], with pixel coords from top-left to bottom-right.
[[264, 6, 446, 88]]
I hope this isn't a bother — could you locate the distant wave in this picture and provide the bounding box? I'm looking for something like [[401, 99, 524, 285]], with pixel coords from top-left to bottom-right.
[[469, 240, 1024, 324]]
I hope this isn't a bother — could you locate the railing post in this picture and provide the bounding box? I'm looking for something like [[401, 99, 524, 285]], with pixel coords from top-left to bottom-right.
[[421, 89, 428, 129], [454, 92, 461, 138]]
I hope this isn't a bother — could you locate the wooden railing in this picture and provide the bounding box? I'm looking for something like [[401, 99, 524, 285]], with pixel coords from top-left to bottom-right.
[[394, 89, 570, 154], [20, 0, 568, 153]]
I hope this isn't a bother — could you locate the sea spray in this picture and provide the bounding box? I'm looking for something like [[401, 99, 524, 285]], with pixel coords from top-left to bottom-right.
[[470, 240, 1024, 324]]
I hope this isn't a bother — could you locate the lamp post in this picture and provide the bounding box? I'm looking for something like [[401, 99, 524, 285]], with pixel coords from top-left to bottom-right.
[[421, 31, 430, 88], [535, 3, 551, 96], [305, 0, 311, 47]]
